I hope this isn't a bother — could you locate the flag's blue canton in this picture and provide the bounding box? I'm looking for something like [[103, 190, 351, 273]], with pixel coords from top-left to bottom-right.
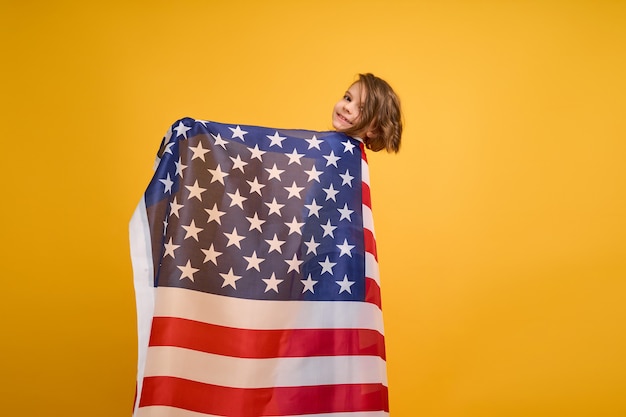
[[144, 117, 365, 302]]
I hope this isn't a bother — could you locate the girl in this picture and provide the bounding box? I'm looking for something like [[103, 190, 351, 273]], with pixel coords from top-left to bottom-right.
[[332, 73, 403, 153]]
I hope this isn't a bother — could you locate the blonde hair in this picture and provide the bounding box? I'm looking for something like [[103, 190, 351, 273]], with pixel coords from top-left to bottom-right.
[[341, 73, 403, 153]]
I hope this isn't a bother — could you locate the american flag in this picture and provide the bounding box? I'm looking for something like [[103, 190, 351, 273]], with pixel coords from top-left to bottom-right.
[[129, 118, 388, 416]]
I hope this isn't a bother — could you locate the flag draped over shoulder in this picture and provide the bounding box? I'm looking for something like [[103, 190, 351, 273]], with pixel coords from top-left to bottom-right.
[[129, 117, 388, 417]]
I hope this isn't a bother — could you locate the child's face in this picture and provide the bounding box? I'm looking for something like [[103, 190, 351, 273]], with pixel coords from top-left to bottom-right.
[[332, 82, 365, 132]]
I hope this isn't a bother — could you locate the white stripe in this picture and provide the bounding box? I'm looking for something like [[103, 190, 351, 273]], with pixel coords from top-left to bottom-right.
[[137, 406, 389, 417], [136, 407, 215, 417], [361, 155, 376, 240], [361, 156, 370, 187], [129, 196, 156, 413], [154, 287, 385, 334], [362, 204, 376, 238], [152, 155, 161, 171], [361, 153, 379, 289], [366, 252, 380, 285], [144, 346, 388, 388]]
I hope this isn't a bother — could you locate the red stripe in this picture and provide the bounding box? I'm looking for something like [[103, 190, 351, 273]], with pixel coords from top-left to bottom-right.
[[365, 277, 382, 309], [139, 376, 388, 416], [362, 181, 372, 209], [364, 228, 378, 260], [149, 317, 386, 360]]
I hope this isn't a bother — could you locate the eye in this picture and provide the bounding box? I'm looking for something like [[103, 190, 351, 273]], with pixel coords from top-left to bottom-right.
[[343, 94, 351, 102]]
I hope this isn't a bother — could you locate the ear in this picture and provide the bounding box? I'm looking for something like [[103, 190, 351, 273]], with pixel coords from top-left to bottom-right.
[[364, 120, 377, 139]]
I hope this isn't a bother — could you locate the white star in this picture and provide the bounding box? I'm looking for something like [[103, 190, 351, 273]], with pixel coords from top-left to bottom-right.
[[286, 148, 304, 165], [305, 199, 323, 217], [301, 274, 318, 293], [265, 163, 284, 181], [163, 237, 180, 258], [324, 150, 341, 167], [304, 236, 320, 255], [175, 158, 187, 178], [159, 173, 174, 194], [230, 154, 248, 172], [284, 181, 304, 199], [263, 273, 283, 293], [247, 177, 265, 195], [189, 141, 210, 161], [305, 135, 323, 150], [224, 227, 245, 249], [186, 180, 207, 201], [321, 219, 337, 238], [342, 139, 356, 154], [323, 183, 339, 201], [319, 256, 337, 275], [205, 203, 225, 224], [285, 217, 304, 235], [169, 197, 183, 218], [340, 169, 354, 187], [337, 238, 355, 257], [243, 251, 264, 272], [220, 267, 242, 289], [265, 234, 285, 254], [208, 164, 228, 185], [196, 119, 210, 126], [249, 144, 266, 161], [285, 253, 303, 273], [337, 203, 354, 221], [164, 141, 175, 155], [229, 125, 248, 140], [177, 260, 199, 282], [265, 198, 285, 216], [267, 131, 286, 147], [174, 121, 191, 139], [211, 132, 228, 149], [227, 189, 247, 209], [201, 244, 222, 265], [182, 220, 203, 241], [336, 275, 355, 294], [246, 212, 265, 232], [304, 165, 323, 182]]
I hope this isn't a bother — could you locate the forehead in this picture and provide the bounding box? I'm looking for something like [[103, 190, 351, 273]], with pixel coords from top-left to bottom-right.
[[347, 82, 365, 101]]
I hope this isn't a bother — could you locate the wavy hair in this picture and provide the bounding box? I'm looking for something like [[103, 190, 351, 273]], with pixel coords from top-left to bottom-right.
[[341, 73, 403, 153]]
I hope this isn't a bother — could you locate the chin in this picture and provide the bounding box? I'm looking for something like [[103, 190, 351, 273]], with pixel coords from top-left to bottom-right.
[[332, 119, 350, 132]]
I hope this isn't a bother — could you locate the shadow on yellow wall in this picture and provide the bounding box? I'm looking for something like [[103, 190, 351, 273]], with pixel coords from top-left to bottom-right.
[[1, 1, 625, 416]]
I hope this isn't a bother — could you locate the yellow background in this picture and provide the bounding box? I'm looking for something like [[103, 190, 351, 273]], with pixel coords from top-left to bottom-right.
[[1, 1, 625, 416]]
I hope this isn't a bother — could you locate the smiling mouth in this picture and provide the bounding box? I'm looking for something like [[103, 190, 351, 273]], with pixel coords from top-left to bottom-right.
[[336, 113, 352, 125]]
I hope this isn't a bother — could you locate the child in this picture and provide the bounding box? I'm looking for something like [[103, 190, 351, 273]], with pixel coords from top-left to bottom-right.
[[331, 73, 403, 153]]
